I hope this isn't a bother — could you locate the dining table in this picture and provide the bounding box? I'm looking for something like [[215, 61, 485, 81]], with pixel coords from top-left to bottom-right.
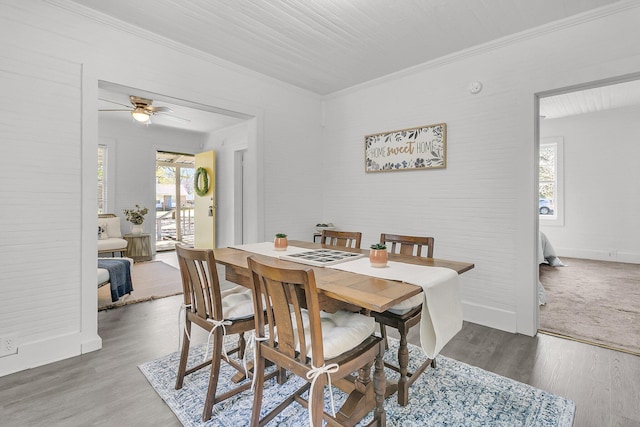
[[212, 239, 474, 426]]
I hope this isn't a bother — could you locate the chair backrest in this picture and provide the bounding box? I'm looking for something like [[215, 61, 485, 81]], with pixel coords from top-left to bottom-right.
[[98, 213, 116, 219], [248, 256, 326, 367], [175, 243, 223, 321], [320, 230, 362, 249], [380, 233, 435, 258]]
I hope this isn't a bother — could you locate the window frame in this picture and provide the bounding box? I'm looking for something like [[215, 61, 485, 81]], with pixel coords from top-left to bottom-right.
[[539, 136, 564, 227], [98, 144, 107, 214]]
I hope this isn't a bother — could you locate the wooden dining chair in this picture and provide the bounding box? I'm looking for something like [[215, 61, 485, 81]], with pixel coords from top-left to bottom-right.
[[320, 229, 362, 248], [247, 255, 386, 427], [370, 233, 435, 406], [174, 244, 265, 422]]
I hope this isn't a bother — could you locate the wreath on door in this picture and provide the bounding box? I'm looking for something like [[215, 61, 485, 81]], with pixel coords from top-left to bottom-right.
[[194, 167, 209, 197]]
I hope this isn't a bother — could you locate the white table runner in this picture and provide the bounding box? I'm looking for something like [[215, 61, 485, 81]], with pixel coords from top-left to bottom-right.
[[329, 258, 462, 359], [229, 243, 462, 359]]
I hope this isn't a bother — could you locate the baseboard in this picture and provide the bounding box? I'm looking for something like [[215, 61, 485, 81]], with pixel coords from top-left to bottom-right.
[[557, 247, 640, 264], [0, 332, 87, 377], [461, 300, 517, 334], [81, 334, 103, 354]]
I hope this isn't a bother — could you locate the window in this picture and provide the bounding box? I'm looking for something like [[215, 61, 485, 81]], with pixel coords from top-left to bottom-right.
[[98, 145, 107, 214], [539, 137, 563, 225]]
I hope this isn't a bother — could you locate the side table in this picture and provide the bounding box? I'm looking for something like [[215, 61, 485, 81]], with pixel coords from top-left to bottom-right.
[[123, 233, 152, 262]]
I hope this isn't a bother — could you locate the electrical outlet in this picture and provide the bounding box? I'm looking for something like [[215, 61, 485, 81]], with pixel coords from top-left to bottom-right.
[[0, 333, 18, 357]]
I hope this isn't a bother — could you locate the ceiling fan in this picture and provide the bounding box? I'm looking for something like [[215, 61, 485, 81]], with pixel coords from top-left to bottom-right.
[[99, 95, 190, 124]]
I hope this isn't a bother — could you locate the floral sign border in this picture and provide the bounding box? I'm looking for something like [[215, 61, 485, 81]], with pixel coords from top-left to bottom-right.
[[365, 122, 447, 173]]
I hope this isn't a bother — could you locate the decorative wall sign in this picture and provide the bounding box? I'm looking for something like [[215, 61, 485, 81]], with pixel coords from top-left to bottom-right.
[[365, 123, 447, 172]]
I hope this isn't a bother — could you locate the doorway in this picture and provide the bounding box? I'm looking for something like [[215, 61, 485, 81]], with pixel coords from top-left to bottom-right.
[[155, 151, 195, 251], [535, 74, 640, 353]]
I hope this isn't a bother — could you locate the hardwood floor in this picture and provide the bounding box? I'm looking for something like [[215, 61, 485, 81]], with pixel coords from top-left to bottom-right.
[[1, 295, 638, 426]]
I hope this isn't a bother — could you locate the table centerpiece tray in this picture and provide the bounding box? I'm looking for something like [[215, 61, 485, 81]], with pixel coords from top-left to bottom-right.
[[280, 248, 363, 267]]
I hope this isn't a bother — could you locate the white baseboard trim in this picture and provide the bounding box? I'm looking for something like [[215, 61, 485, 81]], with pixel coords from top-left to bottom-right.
[[461, 300, 517, 334], [81, 335, 103, 354], [557, 247, 640, 264], [0, 332, 96, 377]]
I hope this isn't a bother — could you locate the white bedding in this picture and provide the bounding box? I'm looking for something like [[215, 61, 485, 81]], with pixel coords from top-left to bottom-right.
[[538, 232, 567, 306]]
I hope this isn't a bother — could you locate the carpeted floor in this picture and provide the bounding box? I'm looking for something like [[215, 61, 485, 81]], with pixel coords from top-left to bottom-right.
[[99, 260, 183, 310], [139, 337, 575, 427], [539, 257, 640, 355]]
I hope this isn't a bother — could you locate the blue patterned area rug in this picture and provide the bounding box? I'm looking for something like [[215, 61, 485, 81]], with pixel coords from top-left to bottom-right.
[[138, 337, 575, 427]]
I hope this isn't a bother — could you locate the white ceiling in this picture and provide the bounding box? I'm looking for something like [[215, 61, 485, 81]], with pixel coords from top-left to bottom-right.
[[69, 0, 623, 95], [71, 0, 640, 130], [540, 79, 640, 119]]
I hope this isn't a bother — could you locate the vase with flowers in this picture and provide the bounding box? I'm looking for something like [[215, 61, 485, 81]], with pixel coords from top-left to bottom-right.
[[369, 243, 388, 268], [123, 204, 148, 235]]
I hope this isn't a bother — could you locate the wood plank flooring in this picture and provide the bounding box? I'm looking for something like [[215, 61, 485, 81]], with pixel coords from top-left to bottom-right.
[[1, 294, 638, 426]]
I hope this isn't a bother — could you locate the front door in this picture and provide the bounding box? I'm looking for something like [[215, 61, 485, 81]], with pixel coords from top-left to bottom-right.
[[194, 150, 216, 248]]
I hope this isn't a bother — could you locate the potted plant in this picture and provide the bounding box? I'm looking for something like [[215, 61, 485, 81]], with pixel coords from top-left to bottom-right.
[[369, 243, 388, 268], [274, 233, 288, 251], [123, 204, 149, 235]]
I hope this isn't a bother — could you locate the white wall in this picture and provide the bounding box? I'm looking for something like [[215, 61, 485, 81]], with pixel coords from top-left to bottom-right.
[[322, 4, 640, 335], [540, 105, 640, 263], [0, 0, 322, 376], [99, 116, 207, 254], [204, 121, 249, 248]]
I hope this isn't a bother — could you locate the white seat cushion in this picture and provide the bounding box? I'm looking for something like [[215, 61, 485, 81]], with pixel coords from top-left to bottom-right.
[[98, 238, 128, 252], [221, 286, 255, 320], [387, 293, 423, 315], [97, 268, 110, 285], [294, 309, 375, 359], [97, 257, 134, 286]]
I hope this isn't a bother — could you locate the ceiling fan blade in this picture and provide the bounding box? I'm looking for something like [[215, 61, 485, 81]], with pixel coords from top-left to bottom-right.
[[155, 112, 191, 123], [99, 98, 133, 109], [99, 109, 132, 112], [148, 106, 172, 113]]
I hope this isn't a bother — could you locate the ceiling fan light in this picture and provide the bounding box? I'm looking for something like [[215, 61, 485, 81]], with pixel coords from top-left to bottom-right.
[[131, 107, 150, 122]]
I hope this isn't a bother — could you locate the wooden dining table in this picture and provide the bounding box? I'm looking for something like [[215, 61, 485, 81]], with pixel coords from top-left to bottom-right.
[[212, 240, 474, 426], [214, 240, 473, 313]]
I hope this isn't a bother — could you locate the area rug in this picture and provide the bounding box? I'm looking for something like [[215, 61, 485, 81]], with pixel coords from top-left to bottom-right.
[[139, 337, 575, 427], [98, 260, 182, 310], [539, 257, 640, 355]]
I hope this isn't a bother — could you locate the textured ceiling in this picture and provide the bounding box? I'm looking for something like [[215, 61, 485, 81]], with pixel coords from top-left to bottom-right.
[[540, 79, 640, 119], [58, 0, 640, 128], [65, 0, 622, 95]]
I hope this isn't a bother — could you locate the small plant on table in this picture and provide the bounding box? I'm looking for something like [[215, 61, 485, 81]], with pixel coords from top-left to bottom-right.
[[274, 233, 288, 251], [369, 243, 388, 268]]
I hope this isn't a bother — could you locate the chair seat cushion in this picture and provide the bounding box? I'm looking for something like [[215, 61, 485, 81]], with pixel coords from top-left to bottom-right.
[[297, 309, 375, 359], [97, 257, 134, 286], [97, 268, 110, 285], [221, 286, 255, 320], [98, 238, 128, 251], [387, 293, 423, 315]]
